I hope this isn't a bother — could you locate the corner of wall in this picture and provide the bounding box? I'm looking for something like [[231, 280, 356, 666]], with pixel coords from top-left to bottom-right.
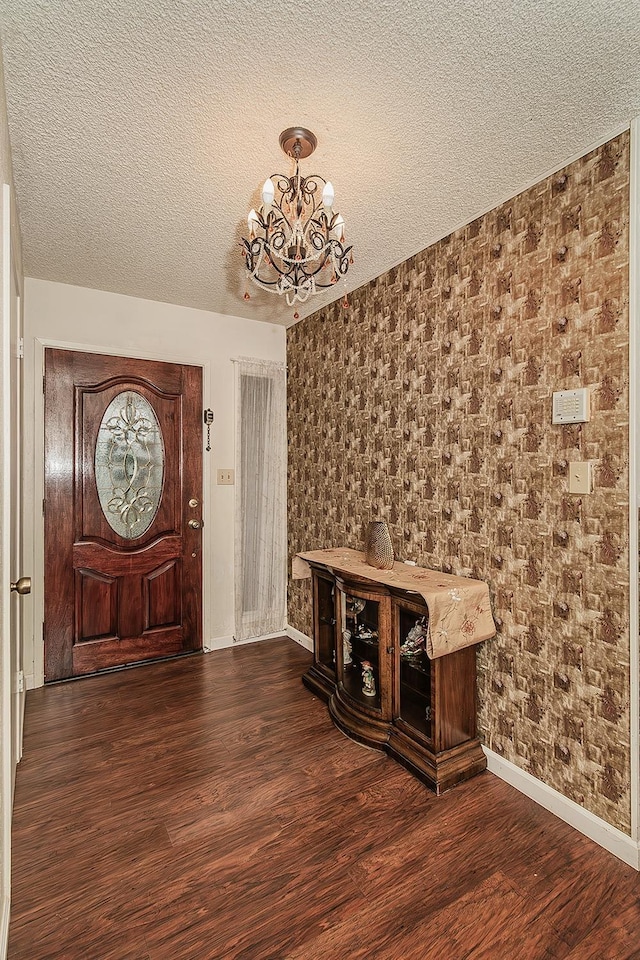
[[485, 749, 639, 870], [628, 115, 640, 846]]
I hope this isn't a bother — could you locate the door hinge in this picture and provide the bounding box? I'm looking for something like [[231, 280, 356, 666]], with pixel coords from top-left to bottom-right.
[[17, 337, 24, 359], [42, 498, 45, 516], [43, 374, 46, 394], [17, 670, 24, 694]]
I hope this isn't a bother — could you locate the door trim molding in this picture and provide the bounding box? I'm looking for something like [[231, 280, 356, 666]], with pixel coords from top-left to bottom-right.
[[0, 892, 9, 959], [30, 337, 210, 687], [1, 182, 12, 960]]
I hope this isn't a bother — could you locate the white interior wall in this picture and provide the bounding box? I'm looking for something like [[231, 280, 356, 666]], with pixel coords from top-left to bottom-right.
[[23, 277, 286, 687]]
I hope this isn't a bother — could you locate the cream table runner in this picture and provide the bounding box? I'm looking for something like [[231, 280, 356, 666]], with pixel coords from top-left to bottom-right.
[[293, 547, 495, 659]]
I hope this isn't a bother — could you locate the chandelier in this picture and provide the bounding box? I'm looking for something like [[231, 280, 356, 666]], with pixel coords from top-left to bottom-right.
[[241, 127, 353, 313]]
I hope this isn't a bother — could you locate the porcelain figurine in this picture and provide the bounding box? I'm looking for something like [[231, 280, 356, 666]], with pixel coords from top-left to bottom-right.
[[400, 616, 428, 658], [361, 660, 376, 697]]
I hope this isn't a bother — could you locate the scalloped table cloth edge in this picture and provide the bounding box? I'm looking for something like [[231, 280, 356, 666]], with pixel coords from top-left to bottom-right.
[[292, 547, 496, 659]]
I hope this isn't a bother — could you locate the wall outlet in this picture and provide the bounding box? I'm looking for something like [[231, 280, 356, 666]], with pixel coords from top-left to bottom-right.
[[217, 469, 234, 485]]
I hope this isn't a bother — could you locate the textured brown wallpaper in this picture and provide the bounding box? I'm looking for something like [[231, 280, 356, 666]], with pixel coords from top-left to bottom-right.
[[287, 132, 631, 832]]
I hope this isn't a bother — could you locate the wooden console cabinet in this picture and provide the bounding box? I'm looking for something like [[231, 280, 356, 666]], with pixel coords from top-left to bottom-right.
[[302, 558, 489, 794]]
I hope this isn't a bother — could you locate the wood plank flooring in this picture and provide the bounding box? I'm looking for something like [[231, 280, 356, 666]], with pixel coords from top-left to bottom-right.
[[8, 638, 640, 959]]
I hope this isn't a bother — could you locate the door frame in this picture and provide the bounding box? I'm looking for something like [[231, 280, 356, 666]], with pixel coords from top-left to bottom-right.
[[1, 180, 24, 951], [28, 338, 210, 688], [8, 206, 23, 765]]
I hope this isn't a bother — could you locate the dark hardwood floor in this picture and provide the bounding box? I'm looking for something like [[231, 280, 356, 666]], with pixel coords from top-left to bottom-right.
[[9, 638, 640, 959]]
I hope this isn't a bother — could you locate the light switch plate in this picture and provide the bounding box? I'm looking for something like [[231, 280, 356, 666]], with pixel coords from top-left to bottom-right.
[[217, 469, 234, 485], [568, 461, 592, 495]]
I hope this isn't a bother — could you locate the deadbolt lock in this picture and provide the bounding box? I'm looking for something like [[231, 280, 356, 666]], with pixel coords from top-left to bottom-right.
[[188, 498, 199, 508]]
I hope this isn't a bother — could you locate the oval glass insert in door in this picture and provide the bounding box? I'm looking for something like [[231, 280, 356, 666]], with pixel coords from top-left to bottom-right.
[[94, 391, 165, 540]]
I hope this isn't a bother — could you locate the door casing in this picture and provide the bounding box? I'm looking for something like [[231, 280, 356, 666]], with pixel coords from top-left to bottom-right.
[[1, 180, 24, 951]]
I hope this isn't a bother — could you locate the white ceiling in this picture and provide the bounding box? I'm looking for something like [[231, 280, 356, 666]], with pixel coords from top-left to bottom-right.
[[0, 0, 639, 326]]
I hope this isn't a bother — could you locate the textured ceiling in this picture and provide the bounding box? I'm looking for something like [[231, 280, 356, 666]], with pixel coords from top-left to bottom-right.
[[0, 0, 639, 326]]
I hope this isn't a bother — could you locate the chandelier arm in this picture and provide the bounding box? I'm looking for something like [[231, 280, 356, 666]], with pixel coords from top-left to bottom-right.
[[268, 215, 294, 245], [292, 243, 352, 286], [264, 215, 291, 252], [272, 173, 296, 207], [249, 275, 287, 293], [247, 237, 351, 283], [306, 218, 331, 247], [244, 236, 291, 281], [298, 174, 326, 202]]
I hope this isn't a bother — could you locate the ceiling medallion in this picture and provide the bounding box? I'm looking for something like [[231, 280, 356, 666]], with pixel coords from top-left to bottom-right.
[[241, 126, 353, 310]]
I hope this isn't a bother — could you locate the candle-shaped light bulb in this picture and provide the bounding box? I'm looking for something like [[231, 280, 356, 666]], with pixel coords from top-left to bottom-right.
[[261, 178, 275, 206], [322, 181, 334, 209]]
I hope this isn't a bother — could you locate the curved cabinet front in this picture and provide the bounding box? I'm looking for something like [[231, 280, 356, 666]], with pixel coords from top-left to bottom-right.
[[329, 576, 392, 749]]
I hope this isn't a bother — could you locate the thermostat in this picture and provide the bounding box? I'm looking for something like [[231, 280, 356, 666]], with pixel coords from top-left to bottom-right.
[[552, 388, 590, 424]]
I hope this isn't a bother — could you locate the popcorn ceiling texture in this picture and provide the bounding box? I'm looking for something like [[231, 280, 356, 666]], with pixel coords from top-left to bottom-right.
[[287, 133, 631, 833], [1, 1, 640, 325]]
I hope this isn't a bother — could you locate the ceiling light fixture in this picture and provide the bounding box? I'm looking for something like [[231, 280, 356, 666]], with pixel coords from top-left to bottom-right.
[[241, 127, 353, 315]]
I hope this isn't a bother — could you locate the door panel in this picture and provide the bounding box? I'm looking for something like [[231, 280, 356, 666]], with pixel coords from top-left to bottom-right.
[[44, 349, 203, 681], [144, 560, 180, 630], [76, 568, 118, 641]]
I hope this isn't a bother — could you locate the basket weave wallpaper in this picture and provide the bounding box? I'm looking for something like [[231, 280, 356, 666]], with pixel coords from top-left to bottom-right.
[[287, 132, 631, 832]]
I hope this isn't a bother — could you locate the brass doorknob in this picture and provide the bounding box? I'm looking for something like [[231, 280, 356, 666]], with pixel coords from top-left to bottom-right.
[[188, 519, 201, 530], [10, 576, 31, 596]]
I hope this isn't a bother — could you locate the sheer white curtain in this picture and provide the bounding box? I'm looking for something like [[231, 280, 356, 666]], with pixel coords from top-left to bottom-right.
[[233, 358, 287, 641]]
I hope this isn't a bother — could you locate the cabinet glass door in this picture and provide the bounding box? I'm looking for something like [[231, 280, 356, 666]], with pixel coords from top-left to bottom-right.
[[340, 589, 381, 711], [397, 604, 432, 741], [315, 573, 336, 675]]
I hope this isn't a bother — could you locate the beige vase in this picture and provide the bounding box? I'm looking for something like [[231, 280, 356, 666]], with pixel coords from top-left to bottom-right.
[[364, 520, 394, 570]]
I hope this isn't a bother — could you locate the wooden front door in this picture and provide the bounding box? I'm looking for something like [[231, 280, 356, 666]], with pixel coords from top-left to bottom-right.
[[44, 349, 203, 681]]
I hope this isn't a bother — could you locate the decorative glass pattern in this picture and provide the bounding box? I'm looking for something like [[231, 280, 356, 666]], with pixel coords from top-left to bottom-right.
[[95, 391, 164, 540]]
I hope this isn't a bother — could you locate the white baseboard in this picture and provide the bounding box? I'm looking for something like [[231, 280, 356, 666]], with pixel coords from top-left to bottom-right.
[[204, 630, 291, 652], [484, 748, 640, 870], [0, 892, 10, 959], [25, 674, 35, 691], [286, 625, 313, 651], [203, 635, 235, 652]]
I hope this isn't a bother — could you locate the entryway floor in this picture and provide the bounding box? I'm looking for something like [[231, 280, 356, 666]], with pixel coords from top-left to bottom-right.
[[9, 638, 640, 958]]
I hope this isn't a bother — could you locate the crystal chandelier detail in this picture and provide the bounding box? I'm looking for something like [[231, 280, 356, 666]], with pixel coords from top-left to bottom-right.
[[241, 127, 353, 310]]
